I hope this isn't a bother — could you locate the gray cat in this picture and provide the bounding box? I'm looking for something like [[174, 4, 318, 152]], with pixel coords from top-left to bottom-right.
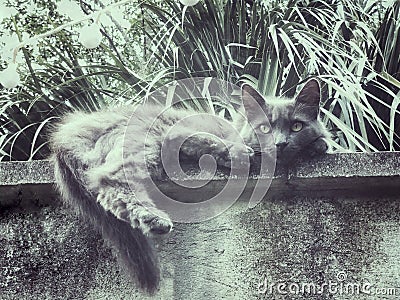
[[50, 79, 330, 293]]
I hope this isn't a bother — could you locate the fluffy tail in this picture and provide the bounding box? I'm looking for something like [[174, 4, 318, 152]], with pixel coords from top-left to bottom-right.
[[53, 151, 160, 293]]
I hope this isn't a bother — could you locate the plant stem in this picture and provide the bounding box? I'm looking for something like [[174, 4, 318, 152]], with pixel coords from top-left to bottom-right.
[[12, 17, 41, 90]]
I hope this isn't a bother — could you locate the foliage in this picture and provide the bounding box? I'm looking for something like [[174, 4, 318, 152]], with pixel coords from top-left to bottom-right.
[[0, 0, 399, 161]]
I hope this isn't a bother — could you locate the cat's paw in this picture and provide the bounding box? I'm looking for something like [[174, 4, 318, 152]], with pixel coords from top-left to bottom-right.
[[215, 142, 254, 169], [128, 205, 173, 235], [306, 137, 329, 158], [144, 213, 173, 235]]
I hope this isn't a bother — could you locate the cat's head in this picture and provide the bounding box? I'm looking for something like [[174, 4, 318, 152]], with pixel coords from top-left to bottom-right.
[[240, 79, 329, 164]]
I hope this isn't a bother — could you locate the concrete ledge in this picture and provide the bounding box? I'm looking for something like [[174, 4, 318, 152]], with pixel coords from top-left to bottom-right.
[[1, 153, 400, 206]]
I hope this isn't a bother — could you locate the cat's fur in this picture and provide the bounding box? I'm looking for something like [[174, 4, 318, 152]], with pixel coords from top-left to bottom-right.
[[50, 79, 330, 293]]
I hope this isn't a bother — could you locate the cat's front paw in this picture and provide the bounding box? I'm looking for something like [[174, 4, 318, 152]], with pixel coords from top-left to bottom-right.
[[215, 142, 254, 169], [306, 137, 329, 158], [128, 205, 173, 235], [144, 215, 173, 235]]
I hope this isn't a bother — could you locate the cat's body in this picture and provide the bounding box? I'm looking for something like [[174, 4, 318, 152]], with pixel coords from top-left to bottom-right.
[[50, 79, 330, 293]]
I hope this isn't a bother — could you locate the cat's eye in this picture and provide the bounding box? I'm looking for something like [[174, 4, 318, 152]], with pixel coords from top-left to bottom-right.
[[291, 121, 303, 132], [259, 124, 271, 134]]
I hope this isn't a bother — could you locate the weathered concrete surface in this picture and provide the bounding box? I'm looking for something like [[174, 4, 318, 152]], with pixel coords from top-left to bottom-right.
[[1, 153, 400, 299], [0, 204, 168, 300], [1, 152, 400, 205]]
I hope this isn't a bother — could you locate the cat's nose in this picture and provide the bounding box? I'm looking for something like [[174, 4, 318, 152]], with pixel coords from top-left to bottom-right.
[[276, 142, 288, 152]]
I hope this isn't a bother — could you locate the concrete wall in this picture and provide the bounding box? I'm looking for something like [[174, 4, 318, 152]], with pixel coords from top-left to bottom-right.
[[1, 153, 400, 299]]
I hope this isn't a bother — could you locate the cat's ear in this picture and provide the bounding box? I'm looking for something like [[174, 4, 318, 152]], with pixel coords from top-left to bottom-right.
[[241, 84, 266, 117], [295, 79, 321, 106], [294, 79, 321, 119]]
